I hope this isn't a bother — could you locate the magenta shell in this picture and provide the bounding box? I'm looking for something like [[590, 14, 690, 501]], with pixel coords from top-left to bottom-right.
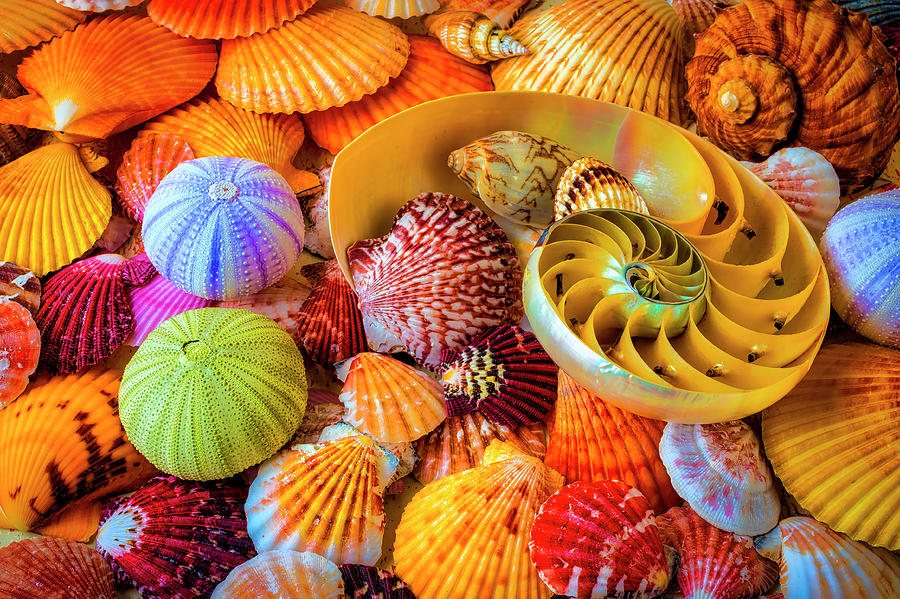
[[125, 274, 212, 346], [340, 564, 415, 599]]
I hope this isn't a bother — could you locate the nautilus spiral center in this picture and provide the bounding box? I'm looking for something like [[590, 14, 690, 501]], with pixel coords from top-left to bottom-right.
[[208, 180, 239, 201]]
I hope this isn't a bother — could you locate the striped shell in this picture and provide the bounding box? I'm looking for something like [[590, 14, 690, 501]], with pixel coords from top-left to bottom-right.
[[346, 0, 441, 19], [0, 537, 115, 599], [834, 0, 900, 28], [125, 274, 213, 346], [0, 299, 40, 407], [116, 134, 195, 222], [554, 157, 649, 220], [423, 11, 527, 65], [438, 0, 532, 27], [0, 262, 40, 315], [56, 0, 143, 8], [147, 0, 317, 39], [211, 550, 345, 599], [0, 0, 85, 54], [0, 74, 38, 168], [670, 0, 738, 37]]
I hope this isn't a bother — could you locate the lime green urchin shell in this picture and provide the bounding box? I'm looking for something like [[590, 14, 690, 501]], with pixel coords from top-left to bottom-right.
[[120, 307, 307, 480]]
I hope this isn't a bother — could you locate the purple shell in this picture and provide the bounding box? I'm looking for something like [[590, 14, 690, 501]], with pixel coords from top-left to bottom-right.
[[340, 564, 416, 599]]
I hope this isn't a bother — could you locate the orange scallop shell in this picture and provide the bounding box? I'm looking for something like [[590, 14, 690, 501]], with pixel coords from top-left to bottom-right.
[[115, 133, 194, 222], [0, 299, 40, 408], [0, 0, 86, 54], [439, 0, 533, 28], [147, 0, 317, 39]]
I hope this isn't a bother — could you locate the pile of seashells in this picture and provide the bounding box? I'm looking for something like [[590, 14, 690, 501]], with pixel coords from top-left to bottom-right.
[[0, 0, 898, 598]]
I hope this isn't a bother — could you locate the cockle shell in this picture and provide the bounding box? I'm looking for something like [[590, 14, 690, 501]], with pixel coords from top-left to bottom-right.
[[142, 157, 305, 301], [449, 130, 580, 228], [346, 0, 440, 19], [216, 4, 411, 114], [394, 441, 564, 599], [835, 0, 900, 28], [120, 308, 308, 480], [660, 421, 780, 536], [686, 0, 900, 191], [0, 0, 85, 54], [218, 276, 312, 347], [554, 156, 650, 220], [0, 14, 217, 140], [0, 367, 157, 534], [438, 0, 533, 28], [670, 0, 739, 37], [819, 191, 900, 349], [116, 134, 195, 222], [147, 0, 317, 39], [340, 565, 415, 599], [0, 299, 40, 407], [0, 537, 115, 599], [491, 0, 691, 126], [763, 343, 900, 550], [423, 10, 527, 65], [125, 274, 213, 346], [56, 0, 143, 9], [0, 263, 40, 315], [528, 481, 670, 598], [96, 475, 255, 599], [211, 550, 345, 599], [348, 192, 523, 370], [0, 74, 38, 168]]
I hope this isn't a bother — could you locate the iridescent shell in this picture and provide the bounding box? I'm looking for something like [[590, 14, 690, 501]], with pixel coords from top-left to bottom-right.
[[116, 134, 194, 222], [686, 0, 900, 190], [449, 131, 580, 228], [119, 308, 308, 481], [660, 421, 780, 535], [142, 157, 305, 301], [340, 565, 415, 599], [438, 0, 532, 28], [347, 0, 440, 19], [0, 299, 39, 408], [216, 4, 410, 114], [0, 0, 85, 54], [528, 481, 669, 598], [755, 517, 900, 598], [423, 11, 527, 64], [0, 74, 38, 168], [0, 537, 115, 599], [835, 0, 900, 27], [0, 262, 40, 315], [554, 157, 649, 220], [348, 192, 523, 370], [218, 276, 312, 347], [659, 506, 778, 599], [820, 191, 900, 348], [440, 324, 557, 427], [125, 274, 213, 346], [35, 253, 156, 373], [394, 441, 563, 598], [491, 0, 691, 126], [0, 14, 217, 140], [763, 343, 900, 550], [670, 0, 738, 37], [546, 371, 680, 515], [246, 432, 398, 564], [147, 0, 317, 39], [96, 475, 255, 599], [57, 0, 143, 9], [301, 165, 336, 259], [211, 550, 345, 599], [0, 367, 157, 534]]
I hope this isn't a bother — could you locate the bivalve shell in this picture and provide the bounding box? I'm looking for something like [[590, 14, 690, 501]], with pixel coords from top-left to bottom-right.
[[0, 537, 115, 599], [0, 0, 85, 54], [211, 550, 345, 599], [116, 134, 195, 223], [147, 0, 317, 39], [0, 299, 40, 406]]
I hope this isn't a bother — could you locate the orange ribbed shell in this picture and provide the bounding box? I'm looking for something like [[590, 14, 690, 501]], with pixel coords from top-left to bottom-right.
[[147, 0, 317, 39]]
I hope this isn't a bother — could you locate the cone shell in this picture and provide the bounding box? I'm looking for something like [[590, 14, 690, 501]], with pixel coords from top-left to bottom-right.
[[304, 35, 493, 154], [216, 4, 411, 114], [126, 274, 213, 346], [0, 143, 111, 276], [491, 0, 691, 126], [211, 550, 345, 599], [340, 565, 415, 599], [659, 506, 778, 599], [423, 11, 528, 65], [116, 134, 195, 222], [218, 276, 312, 347], [394, 441, 563, 599], [762, 343, 900, 549], [347, 0, 440, 19], [0, 14, 218, 140], [96, 475, 256, 599], [0, 74, 38, 168], [139, 97, 319, 195], [438, 0, 533, 28], [57, 0, 143, 9], [147, 0, 317, 39], [0, 299, 40, 407], [348, 192, 523, 370], [660, 421, 780, 536], [246, 433, 398, 564], [0, 537, 115, 599], [554, 157, 650, 220], [545, 371, 680, 515], [0, 367, 157, 533], [670, 0, 738, 37], [529, 481, 669, 598], [0, 0, 86, 54], [835, 0, 900, 28]]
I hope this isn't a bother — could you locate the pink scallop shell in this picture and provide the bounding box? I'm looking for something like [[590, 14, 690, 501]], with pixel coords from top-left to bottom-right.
[[125, 274, 213, 346]]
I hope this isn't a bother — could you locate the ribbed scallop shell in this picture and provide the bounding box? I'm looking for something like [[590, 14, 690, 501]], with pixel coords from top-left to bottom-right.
[[546, 371, 680, 515], [147, 0, 317, 39], [423, 11, 527, 64], [835, 0, 900, 28], [119, 307, 307, 481], [142, 157, 305, 301], [347, 0, 440, 19], [348, 192, 523, 370], [340, 352, 446, 443], [0, 14, 217, 140], [126, 274, 213, 346], [0, 299, 40, 407], [670, 0, 738, 37], [218, 276, 312, 346], [0, 367, 157, 533], [528, 481, 669, 598], [116, 134, 194, 222], [340, 565, 415, 599], [755, 517, 900, 598], [0, 74, 38, 168], [304, 35, 492, 154], [212, 550, 345, 599], [139, 97, 319, 194], [555, 156, 650, 220], [0, 0, 85, 54], [246, 433, 398, 564], [0, 263, 40, 315], [57, 0, 143, 9], [216, 4, 411, 114], [820, 192, 900, 349], [491, 0, 691, 126], [686, 0, 900, 190], [437, 0, 532, 28], [0, 143, 110, 276], [659, 506, 778, 599], [96, 475, 255, 599], [0, 537, 115, 599], [660, 421, 780, 535], [394, 441, 563, 599], [762, 343, 900, 550]]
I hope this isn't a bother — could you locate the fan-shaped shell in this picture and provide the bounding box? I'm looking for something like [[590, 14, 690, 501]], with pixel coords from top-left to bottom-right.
[[347, 0, 440, 19], [819, 191, 900, 349], [686, 0, 900, 190], [423, 10, 528, 64], [835, 0, 900, 28], [0, 537, 115, 599], [116, 134, 194, 222], [216, 4, 411, 114], [0, 143, 110, 276], [0, 263, 40, 315], [660, 421, 780, 535], [212, 550, 345, 599], [491, 0, 691, 126], [147, 0, 317, 39], [126, 274, 213, 346], [119, 307, 308, 481], [555, 156, 649, 220], [0, 0, 85, 54], [0, 367, 157, 533], [0, 14, 218, 140], [218, 276, 312, 347], [340, 565, 415, 599], [57, 0, 143, 9], [348, 192, 523, 370], [0, 299, 40, 407], [304, 35, 492, 154], [528, 480, 669, 598], [438, 0, 532, 28], [0, 74, 38, 168], [762, 343, 900, 550], [142, 157, 305, 301]]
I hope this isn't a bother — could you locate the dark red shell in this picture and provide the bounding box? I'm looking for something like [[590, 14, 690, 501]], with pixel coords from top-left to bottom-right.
[[340, 564, 416, 599], [0, 537, 116, 599]]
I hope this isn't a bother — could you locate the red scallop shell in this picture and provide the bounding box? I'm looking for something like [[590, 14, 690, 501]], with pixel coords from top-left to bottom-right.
[[0, 261, 40, 314], [115, 133, 194, 222], [340, 564, 415, 599], [0, 537, 115, 599], [0, 298, 40, 406]]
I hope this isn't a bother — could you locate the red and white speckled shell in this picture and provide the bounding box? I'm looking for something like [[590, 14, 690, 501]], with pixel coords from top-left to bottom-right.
[[348, 193, 523, 370]]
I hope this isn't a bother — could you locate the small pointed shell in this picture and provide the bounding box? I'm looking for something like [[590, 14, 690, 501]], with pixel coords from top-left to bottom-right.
[[554, 156, 649, 220], [346, 0, 441, 19], [0, 299, 41, 407], [147, 0, 317, 39], [0, 262, 40, 315], [116, 133, 195, 222], [0, 0, 85, 54], [211, 550, 345, 599], [424, 11, 527, 65], [0, 537, 115, 599]]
